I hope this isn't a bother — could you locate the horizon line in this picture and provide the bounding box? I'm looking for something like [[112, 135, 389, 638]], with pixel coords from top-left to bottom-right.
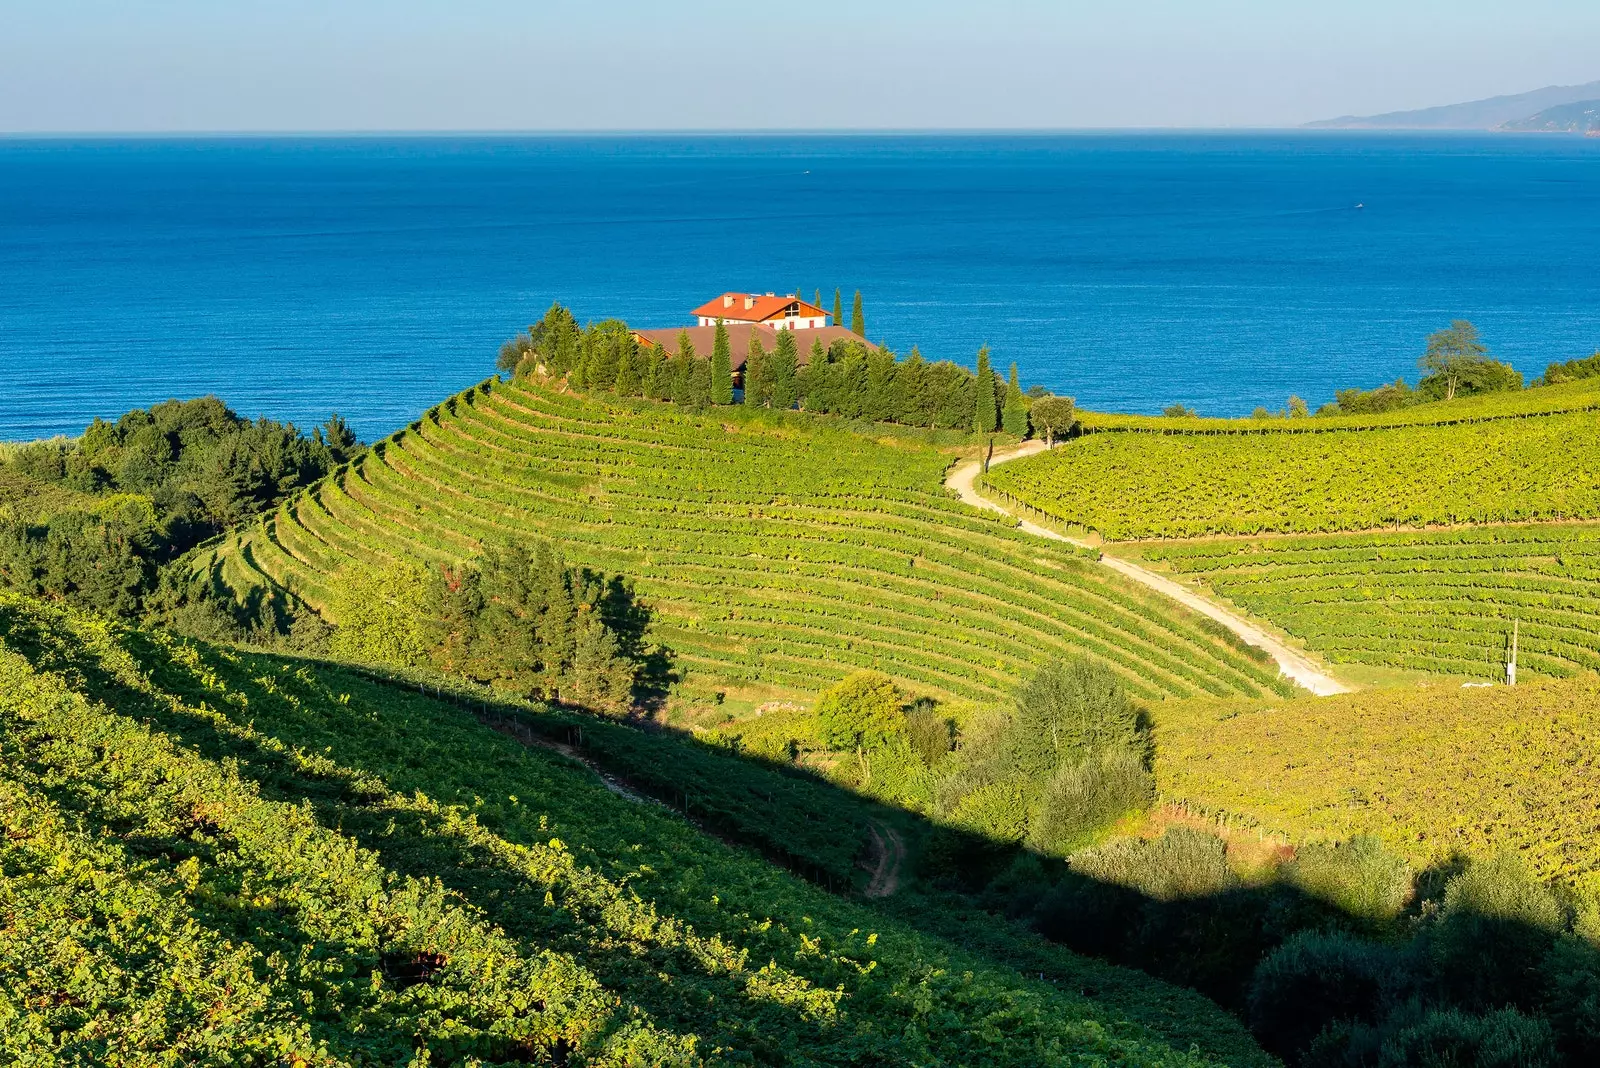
[[0, 126, 1541, 140]]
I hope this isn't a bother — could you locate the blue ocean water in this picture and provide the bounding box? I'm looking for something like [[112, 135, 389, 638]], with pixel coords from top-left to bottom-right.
[[2, 133, 1598, 441]]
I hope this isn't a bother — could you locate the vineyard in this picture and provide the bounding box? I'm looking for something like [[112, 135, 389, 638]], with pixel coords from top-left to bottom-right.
[[1152, 673, 1600, 884], [1131, 523, 1600, 679], [197, 379, 1291, 703], [984, 404, 1600, 540], [0, 591, 1272, 1066]]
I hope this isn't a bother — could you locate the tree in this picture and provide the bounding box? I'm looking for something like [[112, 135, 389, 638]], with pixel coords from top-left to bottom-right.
[[316, 413, 359, 463], [1002, 362, 1030, 437], [891, 347, 930, 426], [613, 345, 642, 396], [1419, 320, 1490, 401], [850, 290, 865, 337], [1161, 403, 1198, 418], [816, 671, 905, 750], [1287, 395, 1309, 418], [688, 356, 713, 409], [972, 346, 998, 434], [814, 288, 823, 310], [832, 288, 842, 326], [1009, 656, 1142, 778], [743, 332, 768, 406], [670, 332, 695, 405], [769, 329, 799, 410], [1027, 396, 1076, 447], [710, 318, 733, 405]]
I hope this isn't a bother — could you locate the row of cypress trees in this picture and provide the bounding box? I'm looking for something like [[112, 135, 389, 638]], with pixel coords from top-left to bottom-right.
[[508, 302, 1041, 436]]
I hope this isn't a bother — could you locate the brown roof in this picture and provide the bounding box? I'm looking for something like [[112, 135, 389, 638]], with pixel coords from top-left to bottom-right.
[[633, 324, 874, 370], [691, 292, 829, 323]]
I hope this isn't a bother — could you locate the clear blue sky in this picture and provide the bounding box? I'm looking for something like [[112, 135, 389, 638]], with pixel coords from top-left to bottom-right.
[[3, 1, 1597, 132]]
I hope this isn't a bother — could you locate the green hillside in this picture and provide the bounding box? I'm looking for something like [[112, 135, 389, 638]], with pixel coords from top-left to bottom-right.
[[1128, 524, 1600, 679], [985, 378, 1600, 540], [199, 378, 1287, 703], [0, 590, 1271, 1066]]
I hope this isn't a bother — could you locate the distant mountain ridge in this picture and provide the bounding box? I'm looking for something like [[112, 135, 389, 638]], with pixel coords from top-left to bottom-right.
[[1306, 80, 1600, 130], [1501, 99, 1600, 134]]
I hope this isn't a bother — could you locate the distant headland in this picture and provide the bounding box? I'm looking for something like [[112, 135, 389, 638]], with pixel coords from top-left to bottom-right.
[[1305, 79, 1600, 132]]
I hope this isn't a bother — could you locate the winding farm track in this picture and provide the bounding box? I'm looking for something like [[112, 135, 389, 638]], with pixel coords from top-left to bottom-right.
[[946, 443, 1350, 697]]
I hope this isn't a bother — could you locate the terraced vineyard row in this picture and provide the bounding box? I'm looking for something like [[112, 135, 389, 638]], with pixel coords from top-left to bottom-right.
[[986, 407, 1600, 540], [210, 379, 1291, 703], [1132, 524, 1600, 679]]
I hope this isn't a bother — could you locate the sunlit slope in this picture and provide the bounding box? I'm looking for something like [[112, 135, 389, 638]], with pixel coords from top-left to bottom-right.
[[986, 379, 1600, 540], [1132, 525, 1600, 679], [0, 591, 1274, 1067], [213, 380, 1287, 702], [1152, 674, 1600, 883]]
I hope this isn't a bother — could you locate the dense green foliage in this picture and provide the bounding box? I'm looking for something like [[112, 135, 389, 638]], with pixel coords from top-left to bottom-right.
[[0, 590, 1271, 1066], [208, 380, 1287, 703], [0, 398, 357, 624], [1137, 523, 1600, 679], [1543, 350, 1600, 385], [986, 399, 1600, 539], [503, 303, 1024, 434]]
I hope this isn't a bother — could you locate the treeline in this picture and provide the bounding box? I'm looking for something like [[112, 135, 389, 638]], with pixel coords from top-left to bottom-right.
[[500, 303, 1079, 438], [325, 539, 653, 715], [0, 398, 359, 622]]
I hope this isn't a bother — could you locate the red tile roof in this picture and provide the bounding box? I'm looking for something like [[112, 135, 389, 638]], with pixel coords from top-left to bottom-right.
[[691, 293, 828, 323]]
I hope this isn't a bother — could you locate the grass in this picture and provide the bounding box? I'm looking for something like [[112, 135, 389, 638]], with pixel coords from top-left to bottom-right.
[[199, 378, 1292, 705]]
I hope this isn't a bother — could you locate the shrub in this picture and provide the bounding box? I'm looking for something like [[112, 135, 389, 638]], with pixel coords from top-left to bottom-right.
[[1286, 836, 1414, 925], [815, 670, 905, 750], [1009, 656, 1143, 779], [1248, 930, 1400, 1061], [1542, 936, 1600, 1061], [1070, 827, 1238, 902], [1027, 748, 1154, 857], [948, 780, 1030, 843], [1431, 853, 1563, 1012], [1336, 1006, 1560, 1068], [904, 698, 954, 767], [328, 559, 433, 669]]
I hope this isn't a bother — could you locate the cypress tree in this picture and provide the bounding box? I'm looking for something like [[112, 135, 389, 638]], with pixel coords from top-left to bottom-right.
[[973, 346, 998, 434], [671, 331, 695, 405], [864, 347, 896, 422], [711, 318, 733, 405], [641, 347, 664, 399], [832, 288, 843, 326], [744, 332, 768, 407], [614, 344, 642, 396], [814, 288, 823, 310], [688, 357, 714, 409], [851, 290, 865, 337], [891, 347, 928, 425], [769, 329, 799, 410], [1002, 361, 1031, 437]]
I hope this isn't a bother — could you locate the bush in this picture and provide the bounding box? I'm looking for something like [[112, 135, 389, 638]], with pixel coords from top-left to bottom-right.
[[328, 560, 433, 669], [1431, 853, 1564, 1012], [904, 698, 954, 767], [816, 670, 905, 750], [1070, 827, 1238, 902], [1248, 930, 1400, 1061], [1286, 836, 1414, 925], [1329, 1006, 1560, 1068], [1027, 748, 1154, 856], [1542, 936, 1600, 1061], [1009, 656, 1143, 779]]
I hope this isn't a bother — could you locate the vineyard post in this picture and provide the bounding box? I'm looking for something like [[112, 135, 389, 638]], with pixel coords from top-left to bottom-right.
[[1506, 619, 1518, 687]]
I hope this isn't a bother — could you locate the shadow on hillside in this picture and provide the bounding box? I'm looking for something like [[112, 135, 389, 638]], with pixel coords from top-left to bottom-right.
[[6, 601, 1595, 1068]]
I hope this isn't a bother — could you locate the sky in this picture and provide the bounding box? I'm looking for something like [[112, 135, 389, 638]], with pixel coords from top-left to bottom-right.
[[2, 1, 1598, 132]]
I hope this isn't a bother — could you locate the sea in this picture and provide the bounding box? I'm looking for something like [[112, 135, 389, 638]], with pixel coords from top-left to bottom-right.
[[2, 133, 1598, 442]]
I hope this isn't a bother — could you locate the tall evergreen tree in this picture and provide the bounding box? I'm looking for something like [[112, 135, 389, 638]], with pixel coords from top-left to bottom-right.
[[1002, 361, 1030, 437], [670, 332, 695, 405], [814, 288, 823, 310], [743, 332, 768, 407], [973, 346, 998, 434], [863, 347, 897, 422], [891, 347, 929, 426], [851, 290, 865, 337], [688, 357, 714, 409], [641, 347, 665, 400], [769, 329, 799, 410], [613, 344, 642, 397], [832, 288, 843, 326], [711, 319, 734, 404]]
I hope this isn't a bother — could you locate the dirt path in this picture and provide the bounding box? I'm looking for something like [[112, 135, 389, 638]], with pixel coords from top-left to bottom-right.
[[946, 443, 1350, 697], [862, 822, 906, 898]]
